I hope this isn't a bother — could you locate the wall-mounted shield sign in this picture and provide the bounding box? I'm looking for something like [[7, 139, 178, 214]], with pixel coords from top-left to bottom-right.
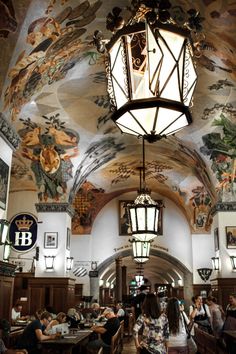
[[9, 213, 37, 252]]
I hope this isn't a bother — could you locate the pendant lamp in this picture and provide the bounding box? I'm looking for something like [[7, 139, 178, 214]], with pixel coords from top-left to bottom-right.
[[94, 1, 201, 143], [130, 238, 151, 263], [127, 138, 161, 241]]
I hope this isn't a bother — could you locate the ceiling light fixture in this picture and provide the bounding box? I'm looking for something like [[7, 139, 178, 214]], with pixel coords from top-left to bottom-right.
[[130, 238, 152, 263], [127, 138, 161, 241], [135, 264, 144, 285], [94, 1, 201, 143]]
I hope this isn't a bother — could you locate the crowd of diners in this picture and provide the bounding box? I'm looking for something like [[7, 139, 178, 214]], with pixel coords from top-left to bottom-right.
[[1, 289, 236, 354]]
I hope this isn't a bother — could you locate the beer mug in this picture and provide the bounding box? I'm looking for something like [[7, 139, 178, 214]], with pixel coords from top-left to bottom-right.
[[56, 328, 62, 338]]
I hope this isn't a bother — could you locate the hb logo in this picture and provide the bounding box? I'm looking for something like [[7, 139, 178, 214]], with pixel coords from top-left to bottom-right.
[[9, 213, 37, 252]]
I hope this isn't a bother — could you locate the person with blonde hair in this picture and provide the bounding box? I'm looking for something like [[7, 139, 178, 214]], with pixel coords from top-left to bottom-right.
[[45, 312, 67, 333], [87, 308, 120, 353], [67, 308, 83, 328], [90, 303, 101, 319]]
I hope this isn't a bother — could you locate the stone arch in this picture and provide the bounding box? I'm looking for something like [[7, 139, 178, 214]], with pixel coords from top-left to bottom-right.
[[90, 248, 193, 306]]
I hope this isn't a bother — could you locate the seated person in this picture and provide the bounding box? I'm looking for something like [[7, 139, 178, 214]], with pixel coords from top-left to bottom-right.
[[33, 309, 45, 321], [66, 308, 82, 328], [115, 303, 125, 322], [87, 308, 120, 353], [11, 303, 28, 324], [16, 311, 56, 354], [45, 312, 67, 334], [0, 339, 27, 354], [90, 303, 101, 319], [45, 306, 56, 320]]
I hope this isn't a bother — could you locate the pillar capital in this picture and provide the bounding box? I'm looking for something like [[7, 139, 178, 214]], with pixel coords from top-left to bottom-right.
[[115, 257, 123, 265]]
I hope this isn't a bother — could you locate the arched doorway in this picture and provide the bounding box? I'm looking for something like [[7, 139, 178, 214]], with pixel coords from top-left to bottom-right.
[[90, 249, 193, 307]]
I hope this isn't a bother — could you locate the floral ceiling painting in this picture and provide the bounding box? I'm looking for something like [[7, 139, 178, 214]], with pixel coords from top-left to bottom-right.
[[0, 0, 236, 235]]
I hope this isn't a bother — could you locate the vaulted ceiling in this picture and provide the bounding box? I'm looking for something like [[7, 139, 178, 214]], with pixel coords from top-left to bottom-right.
[[0, 0, 235, 242]]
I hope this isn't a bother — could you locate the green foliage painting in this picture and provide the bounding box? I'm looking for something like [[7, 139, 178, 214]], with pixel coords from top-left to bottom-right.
[[200, 114, 236, 202]]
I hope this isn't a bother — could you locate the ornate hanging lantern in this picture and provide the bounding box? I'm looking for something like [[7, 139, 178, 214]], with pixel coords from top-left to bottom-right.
[[94, 1, 203, 143], [127, 139, 162, 241], [130, 238, 151, 263]]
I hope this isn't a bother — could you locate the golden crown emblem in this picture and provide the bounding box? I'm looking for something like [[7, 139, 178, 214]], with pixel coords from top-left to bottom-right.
[[15, 216, 33, 231]]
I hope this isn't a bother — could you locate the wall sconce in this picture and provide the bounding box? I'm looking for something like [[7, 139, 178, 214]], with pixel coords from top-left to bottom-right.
[[0, 219, 10, 245], [66, 257, 74, 271], [211, 257, 219, 270], [44, 255, 55, 271], [230, 256, 236, 270], [197, 268, 212, 282], [3, 243, 11, 261], [178, 279, 183, 287], [91, 261, 97, 271]]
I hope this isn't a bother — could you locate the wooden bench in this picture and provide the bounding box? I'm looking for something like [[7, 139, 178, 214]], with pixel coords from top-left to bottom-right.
[[194, 327, 227, 354]]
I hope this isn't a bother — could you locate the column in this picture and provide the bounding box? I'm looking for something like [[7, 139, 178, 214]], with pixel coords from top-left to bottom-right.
[[0, 113, 20, 261], [35, 203, 74, 277], [183, 271, 193, 310], [115, 257, 122, 302], [122, 265, 127, 299], [90, 276, 100, 303]]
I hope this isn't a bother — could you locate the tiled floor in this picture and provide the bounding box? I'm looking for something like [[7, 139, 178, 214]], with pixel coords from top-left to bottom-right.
[[122, 336, 137, 354]]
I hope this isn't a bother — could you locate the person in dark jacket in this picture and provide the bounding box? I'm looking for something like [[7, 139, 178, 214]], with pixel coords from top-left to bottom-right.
[[87, 308, 120, 353], [16, 311, 56, 354]]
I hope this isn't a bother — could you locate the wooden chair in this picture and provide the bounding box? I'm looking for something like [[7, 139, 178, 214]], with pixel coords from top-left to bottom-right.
[[109, 325, 122, 354], [128, 313, 134, 338], [119, 320, 124, 350]]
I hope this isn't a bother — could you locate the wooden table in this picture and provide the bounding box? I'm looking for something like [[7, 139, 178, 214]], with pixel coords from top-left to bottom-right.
[[224, 330, 236, 340], [8, 326, 24, 348], [40, 329, 92, 354]]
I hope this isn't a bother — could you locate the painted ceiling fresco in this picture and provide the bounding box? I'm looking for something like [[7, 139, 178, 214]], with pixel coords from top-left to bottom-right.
[[0, 0, 236, 235]]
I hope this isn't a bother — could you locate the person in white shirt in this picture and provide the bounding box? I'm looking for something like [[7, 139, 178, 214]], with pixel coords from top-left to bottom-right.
[[116, 303, 125, 320], [189, 295, 212, 334], [166, 297, 189, 354], [12, 304, 23, 322]]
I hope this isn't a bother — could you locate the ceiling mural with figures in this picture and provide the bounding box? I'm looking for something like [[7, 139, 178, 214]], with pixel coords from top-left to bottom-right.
[[0, 0, 235, 235]]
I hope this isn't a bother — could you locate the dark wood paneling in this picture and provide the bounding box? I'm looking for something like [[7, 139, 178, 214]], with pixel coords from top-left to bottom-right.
[[28, 277, 75, 314], [193, 284, 211, 298], [13, 272, 34, 314], [0, 261, 16, 324], [211, 278, 236, 310]]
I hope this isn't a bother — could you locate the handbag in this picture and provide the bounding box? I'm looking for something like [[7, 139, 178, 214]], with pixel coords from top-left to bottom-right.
[[187, 336, 198, 354], [182, 313, 197, 354]]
